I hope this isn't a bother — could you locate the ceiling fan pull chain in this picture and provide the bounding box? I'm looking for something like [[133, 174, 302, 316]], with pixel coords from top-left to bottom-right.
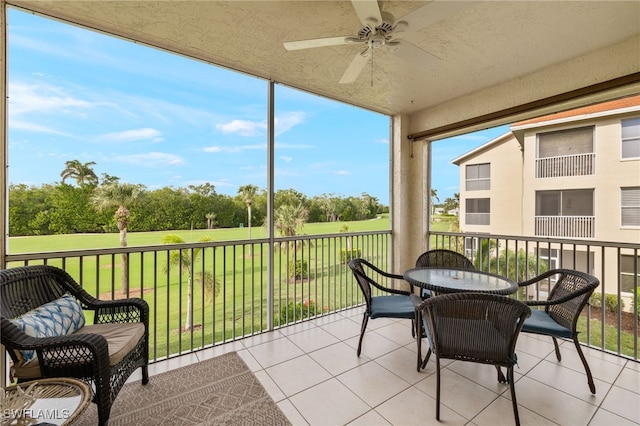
[[370, 48, 374, 87]]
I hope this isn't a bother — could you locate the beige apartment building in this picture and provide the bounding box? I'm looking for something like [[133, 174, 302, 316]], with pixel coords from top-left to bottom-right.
[[453, 96, 640, 308]]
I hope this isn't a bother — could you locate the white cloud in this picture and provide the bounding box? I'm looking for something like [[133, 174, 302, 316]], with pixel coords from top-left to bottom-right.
[[9, 120, 69, 135], [274, 112, 305, 136], [203, 144, 265, 153], [335, 170, 351, 175], [215, 111, 306, 137], [8, 81, 93, 116], [98, 128, 164, 143], [280, 156, 293, 162], [216, 120, 265, 136], [113, 152, 186, 166]]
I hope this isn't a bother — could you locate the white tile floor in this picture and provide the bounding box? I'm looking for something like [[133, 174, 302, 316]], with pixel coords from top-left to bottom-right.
[[140, 307, 640, 425]]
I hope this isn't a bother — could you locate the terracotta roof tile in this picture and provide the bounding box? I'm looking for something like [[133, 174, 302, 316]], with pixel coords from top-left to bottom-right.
[[513, 94, 640, 126]]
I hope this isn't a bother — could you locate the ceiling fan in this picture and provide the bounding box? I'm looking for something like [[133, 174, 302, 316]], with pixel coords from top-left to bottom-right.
[[283, 1, 470, 84]]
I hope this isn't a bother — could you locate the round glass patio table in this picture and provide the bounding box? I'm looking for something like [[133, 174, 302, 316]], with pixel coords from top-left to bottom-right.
[[2, 377, 91, 425], [403, 268, 518, 295]]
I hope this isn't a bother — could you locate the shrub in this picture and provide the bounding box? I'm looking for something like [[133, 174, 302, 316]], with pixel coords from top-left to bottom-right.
[[288, 259, 309, 279], [341, 249, 361, 264], [590, 293, 624, 312], [277, 299, 326, 325]]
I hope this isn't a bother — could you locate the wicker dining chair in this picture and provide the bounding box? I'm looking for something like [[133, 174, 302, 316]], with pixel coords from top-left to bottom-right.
[[414, 292, 531, 425], [348, 258, 416, 357], [415, 249, 475, 298], [518, 269, 600, 394], [1, 265, 150, 426]]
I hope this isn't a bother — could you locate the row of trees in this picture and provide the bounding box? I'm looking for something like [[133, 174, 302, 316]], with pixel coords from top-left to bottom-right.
[[9, 160, 387, 237]]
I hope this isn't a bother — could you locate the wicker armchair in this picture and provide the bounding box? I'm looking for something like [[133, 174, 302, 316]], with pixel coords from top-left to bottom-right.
[[414, 292, 531, 425], [415, 249, 475, 298], [348, 258, 416, 357], [518, 269, 600, 394], [1, 265, 150, 426]]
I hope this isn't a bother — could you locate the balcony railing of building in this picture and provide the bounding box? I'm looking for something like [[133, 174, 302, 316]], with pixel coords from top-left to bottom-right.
[[429, 230, 639, 362], [4, 229, 637, 365], [536, 153, 595, 178], [535, 215, 595, 239], [4, 231, 391, 363]]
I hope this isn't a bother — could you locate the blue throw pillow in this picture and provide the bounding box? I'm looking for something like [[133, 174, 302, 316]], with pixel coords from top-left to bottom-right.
[[10, 293, 86, 364]]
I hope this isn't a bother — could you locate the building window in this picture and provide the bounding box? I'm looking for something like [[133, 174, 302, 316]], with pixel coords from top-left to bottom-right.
[[465, 198, 490, 225], [536, 189, 594, 216], [536, 126, 595, 177], [620, 255, 640, 294], [621, 187, 640, 227], [465, 163, 490, 191], [621, 117, 640, 159], [535, 189, 594, 238]]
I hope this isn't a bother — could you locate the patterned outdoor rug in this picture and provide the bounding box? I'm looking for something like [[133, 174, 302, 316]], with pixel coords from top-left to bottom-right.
[[74, 351, 291, 425]]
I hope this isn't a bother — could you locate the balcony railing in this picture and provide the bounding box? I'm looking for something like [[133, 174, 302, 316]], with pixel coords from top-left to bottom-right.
[[5, 229, 638, 364], [430, 230, 639, 361], [535, 215, 595, 238], [536, 152, 595, 178], [4, 231, 391, 362]]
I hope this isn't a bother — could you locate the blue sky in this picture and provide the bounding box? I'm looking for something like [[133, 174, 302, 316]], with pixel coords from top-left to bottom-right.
[[7, 8, 506, 206]]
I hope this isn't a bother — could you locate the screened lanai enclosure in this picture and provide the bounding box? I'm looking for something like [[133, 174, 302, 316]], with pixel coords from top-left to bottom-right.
[[1, 1, 639, 374]]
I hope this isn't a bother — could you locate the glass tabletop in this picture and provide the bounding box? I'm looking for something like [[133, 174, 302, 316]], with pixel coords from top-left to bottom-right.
[[404, 268, 518, 295], [2, 378, 91, 425]]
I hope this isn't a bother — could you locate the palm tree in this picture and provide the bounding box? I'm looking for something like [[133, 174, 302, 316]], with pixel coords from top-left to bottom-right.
[[430, 188, 439, 216], [273, 203, 309, 251], [161, 235, 216, 331], [92, 182, 143, 295], [238, 185, 258, 255], [205, 212, 217, 229], [60, 160, 98, 187]]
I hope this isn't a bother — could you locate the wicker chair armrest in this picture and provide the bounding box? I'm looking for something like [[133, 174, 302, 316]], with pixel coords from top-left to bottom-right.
[[361, 260, 414, 295], [2, 319, 110, 368], [89, 298, 150, 326], [410, 293, 425, 310], [524, 291, 592, 307]]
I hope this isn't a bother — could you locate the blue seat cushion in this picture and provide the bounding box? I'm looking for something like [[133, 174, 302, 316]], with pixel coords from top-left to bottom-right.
[[522, 309, 572, 338], [370, 295, 414, 319]]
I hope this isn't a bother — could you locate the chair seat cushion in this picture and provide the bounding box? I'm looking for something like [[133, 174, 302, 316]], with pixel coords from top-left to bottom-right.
[[370, 295, 414, 319], [11, 322, 145, 380], [522, 309, 572, 338]]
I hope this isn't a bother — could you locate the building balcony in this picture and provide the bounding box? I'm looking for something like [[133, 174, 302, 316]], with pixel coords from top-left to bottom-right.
[[536, 153, 595, 178], [535, 215, 595, 239], [5, 230, 639, 425]]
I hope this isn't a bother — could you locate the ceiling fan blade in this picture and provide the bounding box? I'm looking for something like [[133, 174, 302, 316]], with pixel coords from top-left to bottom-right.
[[284, 36, 352, 51], [396, 1, 473, 32], [390, 40, 440, 71], [351, 0, 382, 27], [339, 51, 371, 84]]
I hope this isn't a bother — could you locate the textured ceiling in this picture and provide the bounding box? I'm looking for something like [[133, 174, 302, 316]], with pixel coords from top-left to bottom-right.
[[6, 0, 640, 117]]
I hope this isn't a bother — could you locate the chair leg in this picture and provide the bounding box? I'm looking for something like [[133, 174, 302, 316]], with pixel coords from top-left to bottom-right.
[[420, 348, 432, 370], [415, 312, 422, 371], [573, 337, 596, 394], [507, 366, 521, 426], [435, 356, 441, 421], [495, 365, 507, 383], [552, 336, 562, 361], [357, 313, 369, 357], [142, 364, 149, 385]]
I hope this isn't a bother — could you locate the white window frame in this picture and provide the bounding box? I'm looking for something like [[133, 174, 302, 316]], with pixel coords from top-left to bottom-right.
[[621, 117, 640, 159], [621, 187, 640, 227], [465, 163, 490, 191]]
